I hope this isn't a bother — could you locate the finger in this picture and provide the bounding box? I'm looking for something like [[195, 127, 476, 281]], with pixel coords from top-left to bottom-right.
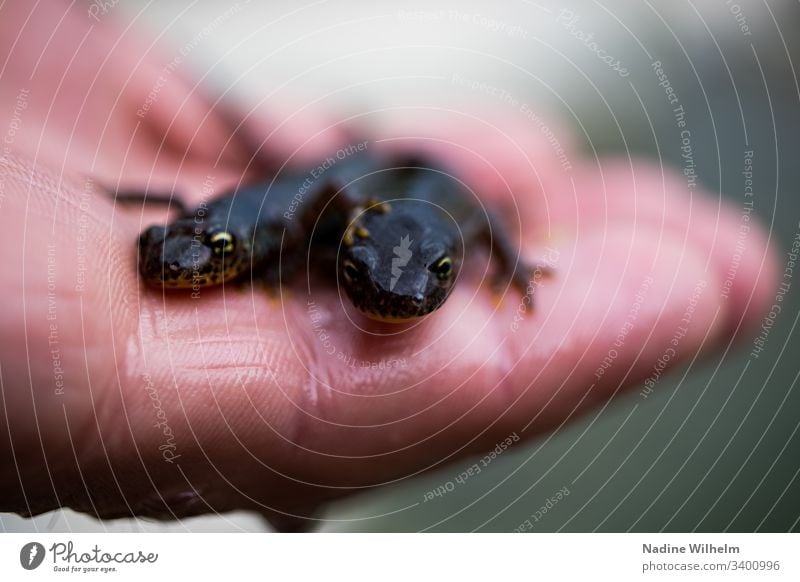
[[538, 158, 780, 335], [0, 2, 259, 190]]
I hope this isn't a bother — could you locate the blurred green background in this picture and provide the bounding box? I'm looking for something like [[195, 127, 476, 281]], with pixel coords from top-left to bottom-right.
[[3, 0, 799, 532]]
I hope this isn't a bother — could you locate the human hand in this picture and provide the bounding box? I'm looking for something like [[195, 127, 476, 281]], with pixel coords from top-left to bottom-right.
[[0, 3, 777, 530]]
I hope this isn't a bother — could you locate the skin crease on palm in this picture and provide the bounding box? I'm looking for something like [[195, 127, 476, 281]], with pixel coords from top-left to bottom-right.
[[0, 4, 779, 530]]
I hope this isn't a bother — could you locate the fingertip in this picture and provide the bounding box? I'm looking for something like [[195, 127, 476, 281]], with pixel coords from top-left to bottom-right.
[[709, 201, 781, 339]]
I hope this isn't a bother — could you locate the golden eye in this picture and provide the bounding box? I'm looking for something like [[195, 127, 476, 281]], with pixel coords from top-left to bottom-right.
[[208, 231, 235, 255], [343, 260, 359, 284], [430, 256, 453, 280]]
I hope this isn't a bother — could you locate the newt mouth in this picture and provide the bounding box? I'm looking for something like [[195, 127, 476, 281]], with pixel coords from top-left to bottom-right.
[[345, 286, 451, 322]]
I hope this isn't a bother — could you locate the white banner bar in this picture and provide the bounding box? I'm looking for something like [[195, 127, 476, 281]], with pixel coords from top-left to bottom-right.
[[1, 533, 797, 580]]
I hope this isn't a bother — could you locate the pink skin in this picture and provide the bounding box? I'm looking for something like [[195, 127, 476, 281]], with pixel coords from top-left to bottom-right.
[[0, 4, 778, 527]]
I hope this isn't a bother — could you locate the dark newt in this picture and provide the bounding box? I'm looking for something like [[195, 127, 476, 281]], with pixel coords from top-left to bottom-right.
[[133, 174, 310, 289], [320, 155, 552, 321], [129, 150, 550, 320]]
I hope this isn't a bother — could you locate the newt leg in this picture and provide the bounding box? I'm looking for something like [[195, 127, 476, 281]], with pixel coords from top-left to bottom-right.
[[477, 212, 553, 299]]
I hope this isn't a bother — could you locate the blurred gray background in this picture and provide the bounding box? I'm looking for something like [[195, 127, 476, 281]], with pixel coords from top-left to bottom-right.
[[3, 0, 799, 532]]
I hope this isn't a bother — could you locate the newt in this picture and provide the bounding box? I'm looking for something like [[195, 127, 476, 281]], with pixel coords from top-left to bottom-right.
[[132, 173, 310, 290]]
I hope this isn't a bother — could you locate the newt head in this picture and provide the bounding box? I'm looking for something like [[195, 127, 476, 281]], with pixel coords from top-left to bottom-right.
[[339, 201, 462, 322], [138, 215, 253, 289]]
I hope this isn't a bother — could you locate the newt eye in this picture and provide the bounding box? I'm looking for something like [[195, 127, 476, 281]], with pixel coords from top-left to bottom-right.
[[207, 230, 236, 255], [343, 260, 360, 284], [430, 256, 453, 280]]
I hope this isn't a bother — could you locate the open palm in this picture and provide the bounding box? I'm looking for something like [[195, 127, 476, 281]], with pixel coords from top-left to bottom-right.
[[0, 3, 776, 530]]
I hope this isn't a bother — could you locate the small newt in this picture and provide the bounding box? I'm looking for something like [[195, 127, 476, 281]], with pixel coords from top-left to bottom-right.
[[130, 150, 550, 320], [134, 173, 309, 289]]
